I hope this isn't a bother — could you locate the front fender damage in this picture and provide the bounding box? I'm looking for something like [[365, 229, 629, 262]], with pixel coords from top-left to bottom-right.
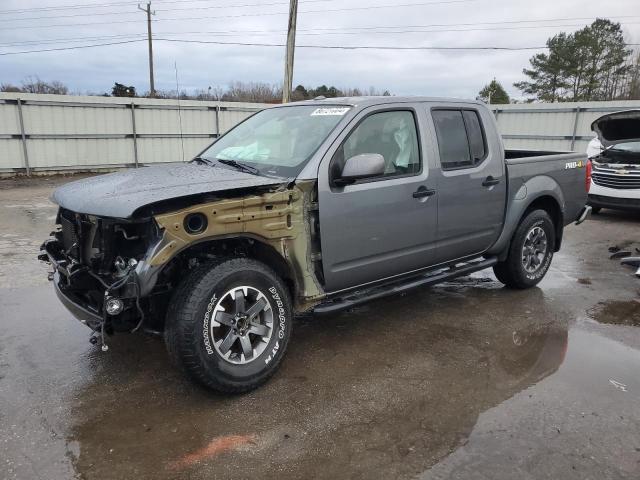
[[147, 180, 325, 310]]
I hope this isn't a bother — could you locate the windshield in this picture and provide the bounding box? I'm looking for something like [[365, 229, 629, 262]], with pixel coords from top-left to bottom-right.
[[199, 105, 351, 177]]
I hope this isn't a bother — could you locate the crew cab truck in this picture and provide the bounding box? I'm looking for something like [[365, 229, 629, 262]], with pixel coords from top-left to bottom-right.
[[40, 97, 590, 393]]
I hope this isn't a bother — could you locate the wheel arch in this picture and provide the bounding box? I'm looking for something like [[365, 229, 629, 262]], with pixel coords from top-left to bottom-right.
[[157, 234, 299, 299], [521, 195, 564, 252], [488, 181, 565, 260]]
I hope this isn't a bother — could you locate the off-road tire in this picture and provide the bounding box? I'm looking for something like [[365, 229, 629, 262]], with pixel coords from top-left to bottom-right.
[[493, 209, 556, 289], [165, 258, 292, 393]]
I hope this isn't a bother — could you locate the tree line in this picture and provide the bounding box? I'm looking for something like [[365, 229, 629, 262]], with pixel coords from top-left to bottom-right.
[[479, 18, 640, 104], [1, 78, 393, 103]]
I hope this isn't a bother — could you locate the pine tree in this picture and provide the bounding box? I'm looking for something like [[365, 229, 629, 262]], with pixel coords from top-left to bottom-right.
[[514, 19, 632, 102], [478, 78, 510, 104]]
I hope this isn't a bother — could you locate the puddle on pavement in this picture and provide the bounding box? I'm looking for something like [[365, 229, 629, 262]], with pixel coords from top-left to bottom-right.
[[588, 299, 640, 327], [65, 280, 573, 479]]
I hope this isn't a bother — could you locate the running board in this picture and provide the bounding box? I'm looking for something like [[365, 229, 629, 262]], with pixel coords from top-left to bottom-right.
[[313, 257, 498, 314]]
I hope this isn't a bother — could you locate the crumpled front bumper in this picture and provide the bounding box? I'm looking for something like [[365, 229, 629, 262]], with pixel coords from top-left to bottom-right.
[[39, 239, 104, 330], [53, 272, 103, 329]]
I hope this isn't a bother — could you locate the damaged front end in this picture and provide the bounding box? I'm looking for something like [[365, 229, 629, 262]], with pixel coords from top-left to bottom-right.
[[39, 179, 326, 344], [39, 208, 162, 338]]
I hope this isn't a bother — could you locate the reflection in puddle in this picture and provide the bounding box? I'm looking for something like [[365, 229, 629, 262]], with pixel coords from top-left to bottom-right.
[[66, 282, 572, 479], [588, 299, 640, 327]]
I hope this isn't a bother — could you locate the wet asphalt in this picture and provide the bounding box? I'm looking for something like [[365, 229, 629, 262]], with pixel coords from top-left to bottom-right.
[[1, 175, 640, 480]]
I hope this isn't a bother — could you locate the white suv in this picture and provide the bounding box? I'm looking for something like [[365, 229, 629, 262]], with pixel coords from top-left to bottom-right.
[[587, 110, 640, 213]]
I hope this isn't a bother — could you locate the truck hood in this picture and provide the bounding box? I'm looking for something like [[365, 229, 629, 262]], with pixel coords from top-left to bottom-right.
[[51, 163, 284, 218], [591, 109, 640, 147]]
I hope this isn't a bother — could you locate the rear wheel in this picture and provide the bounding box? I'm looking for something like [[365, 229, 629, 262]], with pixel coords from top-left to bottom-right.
[[493, 209, 556, 289], [165, 258, 292, 393]]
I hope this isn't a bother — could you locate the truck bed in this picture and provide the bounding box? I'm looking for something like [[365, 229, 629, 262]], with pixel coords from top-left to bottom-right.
[[484, 149, 588, 258], [505, 150, 587, 226]]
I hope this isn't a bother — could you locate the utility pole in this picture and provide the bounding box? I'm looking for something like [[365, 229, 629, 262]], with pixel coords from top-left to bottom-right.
[[138, 2, 156, 97], [282, 0, 298, 103]]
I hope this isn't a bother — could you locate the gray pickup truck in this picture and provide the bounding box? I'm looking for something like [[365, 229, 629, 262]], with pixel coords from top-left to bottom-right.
[[40, 96, 590, 393]]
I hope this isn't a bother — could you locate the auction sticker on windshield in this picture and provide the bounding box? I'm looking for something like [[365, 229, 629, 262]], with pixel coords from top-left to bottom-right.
[[311, 107, 350, 116]]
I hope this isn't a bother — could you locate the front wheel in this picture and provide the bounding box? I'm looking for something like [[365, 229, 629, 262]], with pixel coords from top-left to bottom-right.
[[493, 209, 556, 289], [165, 258, 292, 393]]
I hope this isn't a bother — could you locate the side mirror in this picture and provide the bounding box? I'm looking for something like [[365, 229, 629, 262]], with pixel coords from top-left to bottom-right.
[[336, 153, 385, 186]]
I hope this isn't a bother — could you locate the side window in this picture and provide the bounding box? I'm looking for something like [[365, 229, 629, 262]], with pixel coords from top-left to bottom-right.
[[332, 110, 421, 180], [432, 109, 487, 170], [432, 110, 472, 169], [462, 110, 486, 165]]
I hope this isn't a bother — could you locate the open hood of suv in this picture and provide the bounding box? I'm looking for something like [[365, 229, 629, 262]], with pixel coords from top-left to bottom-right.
[[51, 163, 284, 218], [591, 109, 640, 147]]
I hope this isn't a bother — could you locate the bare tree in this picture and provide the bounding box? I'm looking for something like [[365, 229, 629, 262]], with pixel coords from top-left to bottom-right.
[[222, 81, 283, 103], [20, 76, 69, 95], [0, 83, 21, 92]]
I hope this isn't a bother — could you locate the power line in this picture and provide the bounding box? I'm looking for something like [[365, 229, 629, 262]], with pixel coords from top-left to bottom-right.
[[153, 20, 640, 38], [4, 14, 640, 45], [4, 18, 640, 47], [160, 38, 640, 50], [0, 34, 145, 48], [292, 15, 640, 32], [157, 0, 478, 21], [155, 38, 550, 50], [268, 21, 640, 36], [0, 0, 313, 15], [0, 39, 556, 56], [0, 39, 146, 56], [1, 35, 638, 56], [0, 0, 333, 22], [153, 0, 364, 13], [0, 1, 138, 14], [0, 9, 138, 22], [0, 0, 475, 29], [1, 18, 149, 30]]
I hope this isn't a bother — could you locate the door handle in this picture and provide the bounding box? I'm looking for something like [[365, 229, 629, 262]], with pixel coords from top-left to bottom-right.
[[412, 186, 436, 198], [482, 176, 500, 187]]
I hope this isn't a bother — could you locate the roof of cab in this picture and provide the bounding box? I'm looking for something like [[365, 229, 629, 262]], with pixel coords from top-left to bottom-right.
[[274, 96, 486, 108]]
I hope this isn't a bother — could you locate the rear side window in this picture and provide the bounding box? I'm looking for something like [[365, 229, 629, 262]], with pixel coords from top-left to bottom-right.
[[432, 109, 487, 170], [463, 110, 486, 163]]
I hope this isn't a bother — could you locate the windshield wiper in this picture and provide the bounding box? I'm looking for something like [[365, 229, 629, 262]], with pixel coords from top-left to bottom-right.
[[216, 158, 261, 175], [191, 156, 215, 166]]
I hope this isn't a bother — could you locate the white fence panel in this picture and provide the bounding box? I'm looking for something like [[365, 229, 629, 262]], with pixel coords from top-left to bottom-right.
[[492, 100, 640, 152], [3, 93, 640, 175], [0, 93, 267, 174]]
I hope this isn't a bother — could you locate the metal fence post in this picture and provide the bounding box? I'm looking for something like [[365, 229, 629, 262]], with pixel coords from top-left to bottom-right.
[[16, 98, 31, 176], [130, 102, 139, 168], [570, 106, 582, 151], [215, 103, 221, 137]]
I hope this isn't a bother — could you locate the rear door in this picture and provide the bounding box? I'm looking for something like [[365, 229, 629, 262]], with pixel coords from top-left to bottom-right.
[[429, 106, 506, 263], [317, 105, 438, 292]]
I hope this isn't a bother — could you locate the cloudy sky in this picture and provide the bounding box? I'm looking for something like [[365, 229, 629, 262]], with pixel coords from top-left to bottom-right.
[[1, 0, 639, 100]]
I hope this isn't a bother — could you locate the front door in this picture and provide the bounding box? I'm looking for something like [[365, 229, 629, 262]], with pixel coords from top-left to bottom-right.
[[429, 107, 506, 263], [318, 107, 438, 292]]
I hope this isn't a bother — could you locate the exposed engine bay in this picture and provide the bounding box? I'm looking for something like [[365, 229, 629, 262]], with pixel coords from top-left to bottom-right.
[[40, 208, 160, 337], [39, 179, 324, 348]]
